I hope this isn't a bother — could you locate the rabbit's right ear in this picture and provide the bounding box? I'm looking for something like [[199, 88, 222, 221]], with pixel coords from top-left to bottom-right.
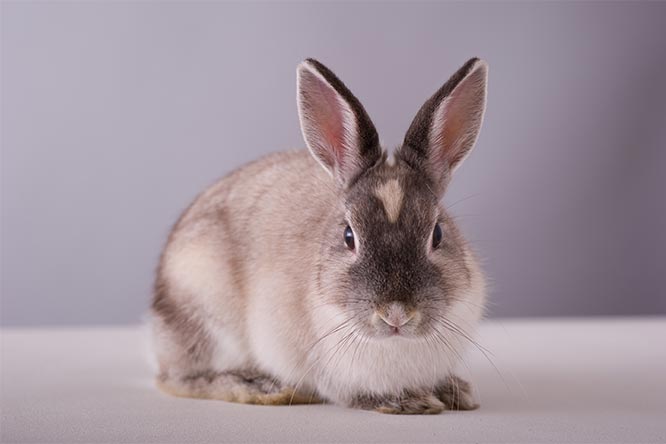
[[297, 59, 381, 188]]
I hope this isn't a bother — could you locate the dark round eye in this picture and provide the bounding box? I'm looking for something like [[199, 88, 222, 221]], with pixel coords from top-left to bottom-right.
[[344, 225, 355, 250], [432, 223, 443, 249]]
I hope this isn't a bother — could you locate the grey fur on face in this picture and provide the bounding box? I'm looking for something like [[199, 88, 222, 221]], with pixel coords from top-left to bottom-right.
[[318, 156, 473, 339]]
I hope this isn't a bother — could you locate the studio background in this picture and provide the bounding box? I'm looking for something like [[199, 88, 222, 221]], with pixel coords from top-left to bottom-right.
[[2, 2, 665, 326]]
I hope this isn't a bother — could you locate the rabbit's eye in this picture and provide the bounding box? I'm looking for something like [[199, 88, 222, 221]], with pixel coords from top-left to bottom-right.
[[432, 223, 443, 249], [344, 225, 355, 250]]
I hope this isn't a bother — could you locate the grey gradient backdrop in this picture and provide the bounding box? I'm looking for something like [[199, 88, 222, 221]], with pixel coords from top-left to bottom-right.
[[2, 2, 665, 326]]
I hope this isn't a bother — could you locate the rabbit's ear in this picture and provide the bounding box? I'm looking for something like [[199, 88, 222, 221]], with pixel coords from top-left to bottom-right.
[[399, 58, 488, 194], [297, 59, 381, 187]]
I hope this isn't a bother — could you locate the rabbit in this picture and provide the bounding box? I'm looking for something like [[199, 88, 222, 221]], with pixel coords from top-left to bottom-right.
[[150, 57, 488, 414]]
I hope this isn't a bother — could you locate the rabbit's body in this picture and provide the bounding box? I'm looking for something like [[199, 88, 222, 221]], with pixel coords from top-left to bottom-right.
[[152, 58, 489, 413]]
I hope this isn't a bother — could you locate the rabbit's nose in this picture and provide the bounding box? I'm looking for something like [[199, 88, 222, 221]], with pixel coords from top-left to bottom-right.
[[377, 302, 416, 328]]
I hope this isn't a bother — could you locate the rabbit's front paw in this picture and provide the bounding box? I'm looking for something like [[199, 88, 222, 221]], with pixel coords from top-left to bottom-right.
[[434, 375, 479, 410], [351, 390, 445, 415]]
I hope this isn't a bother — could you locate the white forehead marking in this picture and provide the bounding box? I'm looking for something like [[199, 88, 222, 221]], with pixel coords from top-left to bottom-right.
[[374, 179, 404, 223]]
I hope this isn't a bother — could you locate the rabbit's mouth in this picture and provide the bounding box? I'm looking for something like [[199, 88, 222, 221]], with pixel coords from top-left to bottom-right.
[[369, 303, 424, 338]]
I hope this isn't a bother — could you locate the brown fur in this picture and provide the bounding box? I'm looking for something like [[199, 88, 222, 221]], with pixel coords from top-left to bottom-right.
[[156, 370, 321, 405]]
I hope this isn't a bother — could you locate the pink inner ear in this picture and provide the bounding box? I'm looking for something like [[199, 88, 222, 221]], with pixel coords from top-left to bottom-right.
[[430, 65, 486, 171], [434, 95, 467, 165], [299, 67, 356, 175], [311, 79, 349, 169]]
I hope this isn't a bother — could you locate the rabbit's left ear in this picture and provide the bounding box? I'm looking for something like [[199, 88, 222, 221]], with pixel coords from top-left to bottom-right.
[[399, 58, 488, 194], [297, 58, 382, 188]]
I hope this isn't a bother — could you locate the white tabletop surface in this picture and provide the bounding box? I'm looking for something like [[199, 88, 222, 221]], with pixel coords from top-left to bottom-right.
[[2, 318, 665, 443]]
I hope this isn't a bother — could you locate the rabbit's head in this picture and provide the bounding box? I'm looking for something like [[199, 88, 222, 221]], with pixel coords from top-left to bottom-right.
[[297, 58, 487, 339]]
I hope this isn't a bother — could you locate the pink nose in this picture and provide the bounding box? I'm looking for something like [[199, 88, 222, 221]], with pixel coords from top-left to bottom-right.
[[377, 303, 415, 328]]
